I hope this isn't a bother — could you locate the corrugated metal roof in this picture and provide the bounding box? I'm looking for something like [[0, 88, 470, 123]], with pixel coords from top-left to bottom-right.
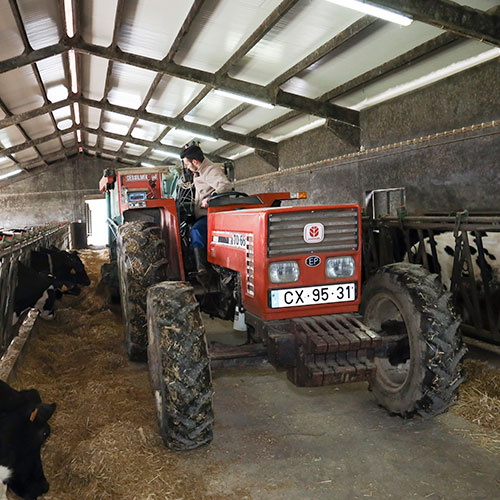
[[0, 0, 498, 181]]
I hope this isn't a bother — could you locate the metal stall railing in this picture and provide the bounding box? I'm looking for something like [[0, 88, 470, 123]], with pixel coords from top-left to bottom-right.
[[0, 224, 71, 358], [362, 211, 500, 346]]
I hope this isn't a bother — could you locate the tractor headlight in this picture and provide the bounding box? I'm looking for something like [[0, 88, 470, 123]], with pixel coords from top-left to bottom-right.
[[269, 261, 300, 283], [326, 256, 355, 278]]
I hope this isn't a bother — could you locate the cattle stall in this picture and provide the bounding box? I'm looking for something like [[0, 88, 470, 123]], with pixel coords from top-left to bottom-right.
[[0, 224, 71, 359], [363, 211, 500, 347]]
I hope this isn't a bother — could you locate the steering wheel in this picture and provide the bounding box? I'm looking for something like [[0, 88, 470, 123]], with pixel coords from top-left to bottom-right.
[[209, 191, 248, 201]]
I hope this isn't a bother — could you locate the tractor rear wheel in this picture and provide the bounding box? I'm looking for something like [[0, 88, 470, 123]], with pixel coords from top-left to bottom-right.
[[360, 263, 466, 418], [147, 281, 214, 450], [116, 221, 168, 361]]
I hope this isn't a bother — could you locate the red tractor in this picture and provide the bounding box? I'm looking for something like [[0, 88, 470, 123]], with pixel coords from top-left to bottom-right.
[[99, 166, 465, 451]]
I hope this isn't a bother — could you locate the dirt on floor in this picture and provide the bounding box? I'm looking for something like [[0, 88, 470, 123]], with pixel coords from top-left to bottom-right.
[[7, 249, 500, 498]]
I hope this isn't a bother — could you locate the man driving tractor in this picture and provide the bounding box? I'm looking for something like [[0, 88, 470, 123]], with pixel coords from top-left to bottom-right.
[[180, 145, 232, 275]]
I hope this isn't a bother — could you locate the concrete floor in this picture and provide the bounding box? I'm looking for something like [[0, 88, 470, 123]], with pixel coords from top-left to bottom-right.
[[200, 316, 500, 500]]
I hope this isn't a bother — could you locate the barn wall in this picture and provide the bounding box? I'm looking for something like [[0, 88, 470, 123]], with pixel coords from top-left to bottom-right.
[[0, 155, 110, 228], [235, 58, 500, 213]]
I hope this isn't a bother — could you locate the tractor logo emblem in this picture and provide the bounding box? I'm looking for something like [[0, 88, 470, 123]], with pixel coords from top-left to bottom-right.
[[303, 223, 324, 243], [305, 255, 321, 267]]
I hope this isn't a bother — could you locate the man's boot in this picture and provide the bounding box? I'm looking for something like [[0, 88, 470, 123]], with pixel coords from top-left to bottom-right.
[[193, 247, 208, 274]]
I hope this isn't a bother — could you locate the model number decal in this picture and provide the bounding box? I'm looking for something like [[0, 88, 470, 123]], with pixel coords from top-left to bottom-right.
[[212, 232, 248, 249], [125, 174, 157, 182]]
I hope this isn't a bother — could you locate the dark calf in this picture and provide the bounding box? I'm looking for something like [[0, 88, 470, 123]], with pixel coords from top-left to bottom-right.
[[0, 381, 56, 500]]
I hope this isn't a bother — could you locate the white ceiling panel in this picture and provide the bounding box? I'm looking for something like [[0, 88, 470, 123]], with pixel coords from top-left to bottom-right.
[[0, 126, 26, 148], [280, 22, 443, 99], [184, 91, 248, 126], [225, 105, 290, 134], [101, 153, 115, 160], [102, 137, 123, 152], [0, 0, 25, 61], [229, 0, 364, 86], [36, 54, 67, 99], [122, 143, 148, 156], [82, 105, 102, 129], [118, 0, 196, 60], [13, 147, 38, 162], [53, 105, 72, 121], [85, 132, 97, 147], [37, 138, 61, 155], [62, 133, 76, 147], [0, 157, 16, 170], [17, 0, 62, 50], [259, 114, 326, 142], [21, 115, 56, 139], [334, 40, 498, 110], [175, 0, 283, 73], [102, 111, 135, 136], [146, 75, 204, 117], [81, 54, 109, 101], [0, 66, 44, 114], [81, 0, 119, 47], [108, 62, 157, 109], [131, 120, 166, 141]]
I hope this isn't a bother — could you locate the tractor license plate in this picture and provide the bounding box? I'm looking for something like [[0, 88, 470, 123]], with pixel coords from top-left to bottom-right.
[[269, 283, 356, 308]]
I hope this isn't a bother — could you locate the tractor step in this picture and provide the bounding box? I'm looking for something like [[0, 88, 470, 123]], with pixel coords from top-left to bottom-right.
[[267, 313, 382, 387]]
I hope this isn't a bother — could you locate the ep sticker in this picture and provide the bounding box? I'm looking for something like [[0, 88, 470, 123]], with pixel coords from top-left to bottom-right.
[[303, 223, 324, 244], [305, 255, 321, 267]]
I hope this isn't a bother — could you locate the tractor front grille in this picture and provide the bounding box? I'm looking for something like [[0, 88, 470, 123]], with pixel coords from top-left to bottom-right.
[[267, 208, 358, 257]]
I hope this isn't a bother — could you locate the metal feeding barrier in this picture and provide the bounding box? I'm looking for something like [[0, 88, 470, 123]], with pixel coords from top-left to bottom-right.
[[0, 224, 71, 359], [362, 203, 500, 346]]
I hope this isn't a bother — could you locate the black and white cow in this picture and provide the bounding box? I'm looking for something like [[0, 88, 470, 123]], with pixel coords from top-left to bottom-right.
[[407, 231, 500, 291], [13, 263, 62, 325], [31, 247, 90, 295], [0, 380, 56, 500]]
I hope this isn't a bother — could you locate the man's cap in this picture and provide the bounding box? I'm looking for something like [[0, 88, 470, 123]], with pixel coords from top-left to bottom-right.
[[180, 145, 203, 160]]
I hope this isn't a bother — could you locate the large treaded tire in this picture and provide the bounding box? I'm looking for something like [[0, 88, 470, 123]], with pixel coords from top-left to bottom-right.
[[147, 281, 214, 451], [117, 221, 168, 361], [360, 263, 466, 418]]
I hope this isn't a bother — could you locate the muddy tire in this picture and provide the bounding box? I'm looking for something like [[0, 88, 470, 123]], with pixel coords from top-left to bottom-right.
[[116, 221, 168, 361], [147, 281, 213, 450], [360, 263, 466, 418]]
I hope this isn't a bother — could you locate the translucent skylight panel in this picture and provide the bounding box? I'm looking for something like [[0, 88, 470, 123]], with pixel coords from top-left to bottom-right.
[[13, 147, 38, 162], [131, 120, 166, 141], [36, 55, 68, 102], [82, 105, 102, 129], [81, 54, 109, 102], [225, 105, 290, 134], [81, 0, 119, 47], [17, 0, 62, 50], [175, 0, 283, 73], [160, 128, 212, 148], [118, 0, 195, 60], [229, 0, 364, 86], [102, 112, 135, 136], [101, 153, 115, 161], [20, 115, 55, 139], [0, 126, 26, 148], [0, 66, 44, 113], [0, 0, 25, 60], [85, 133, 97, 146], [122, 143, 148, 156], [102, 138, 123, 152], [258, 114, 325, 142], [333, 40, 498, 110], [108, 62, 157, 110], [52, 105, 72, 121], [184, 91, 249, 127], [37, 138, 61, 155], [62, 133, 75, 147], [146, 76, 204, 117], [280, 22, 443, 99], [0, 157, 16, 170]]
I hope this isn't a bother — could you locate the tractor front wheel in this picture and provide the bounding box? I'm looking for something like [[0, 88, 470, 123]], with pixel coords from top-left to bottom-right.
[[360, 263, 466, 418], [116, 221, 168, 361], [147, 281, 214, 450]]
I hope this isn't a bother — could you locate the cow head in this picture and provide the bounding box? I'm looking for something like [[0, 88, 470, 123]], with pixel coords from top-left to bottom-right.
[[68, 251, 91, 286], [6, 402, 56, 500]]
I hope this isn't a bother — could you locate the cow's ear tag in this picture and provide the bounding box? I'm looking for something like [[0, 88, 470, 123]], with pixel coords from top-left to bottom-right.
[[30, 408, 38, 422], [70, 268, 76, 275], [61, 284, 68, 291]]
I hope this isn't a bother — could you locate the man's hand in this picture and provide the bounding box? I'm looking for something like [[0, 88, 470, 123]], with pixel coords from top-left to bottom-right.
[[201, 198, 209, 208]]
